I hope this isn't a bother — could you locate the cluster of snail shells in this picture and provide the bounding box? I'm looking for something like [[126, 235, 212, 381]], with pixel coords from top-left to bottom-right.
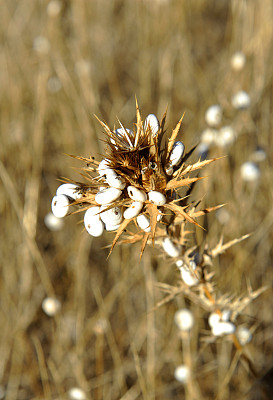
[[84, 159, 168, 237], [51, 115, 186, 238]]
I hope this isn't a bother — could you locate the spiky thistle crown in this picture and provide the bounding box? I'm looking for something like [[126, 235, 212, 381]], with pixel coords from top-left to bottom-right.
[[52, 101, 221, 257]]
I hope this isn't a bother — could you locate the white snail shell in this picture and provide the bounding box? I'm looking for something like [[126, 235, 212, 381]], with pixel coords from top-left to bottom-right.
[[174, 309, 194, 331], [56, 183, 82, 200], [136, 214, 151, 232], [100, 206, 123, 225], [123, 201, 143, 219], [165, 163, 173, 176], [231, 90, 250, 110], [127, 186, 147, 202], [105, 223, 121, 231], [157, 209, 163, 221], [180, 264, 199, 286], [144, 114, 159, 136], [212, 321, 235, 336], [98, 159, 112, 176], [148, 190, 166, 206], [205, 104, 222, 127], [84, 207, 104, 237], [162, 237, 181, 257], [106, 173, 126, 190], [169, 141, 185, 166], [51, 194, 70, 218], [95, 187, 122, 205]]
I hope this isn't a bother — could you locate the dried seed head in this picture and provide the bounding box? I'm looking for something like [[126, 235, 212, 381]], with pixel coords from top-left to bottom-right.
[[53, 103, 220, 256]]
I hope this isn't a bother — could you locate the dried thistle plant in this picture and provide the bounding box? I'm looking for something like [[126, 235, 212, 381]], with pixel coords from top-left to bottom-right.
[[51, 100, 221, 258]]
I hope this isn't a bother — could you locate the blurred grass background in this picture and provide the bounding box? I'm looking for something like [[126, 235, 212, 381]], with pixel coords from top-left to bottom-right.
[[1, 0, 273, 399]]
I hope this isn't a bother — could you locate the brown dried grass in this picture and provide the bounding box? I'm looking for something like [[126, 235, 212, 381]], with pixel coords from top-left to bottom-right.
[[1, 0, 273, 399]]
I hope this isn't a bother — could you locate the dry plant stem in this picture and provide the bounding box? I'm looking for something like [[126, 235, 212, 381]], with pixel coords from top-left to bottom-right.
[[5, 332, 25, 400], [95, 331, 105, 400], [131, 342, 149, 400], [180, 331, 195, 400], [144, 259, 156, 400], [32, 336, 52, 400], [202, 285, 216, 305], [92, 284, 127, 396], [0, 159, 55, 297], [217, 340, 232, 400]]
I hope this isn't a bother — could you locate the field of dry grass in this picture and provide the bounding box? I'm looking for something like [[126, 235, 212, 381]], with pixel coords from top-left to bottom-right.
[[1, 0, 273, 399]]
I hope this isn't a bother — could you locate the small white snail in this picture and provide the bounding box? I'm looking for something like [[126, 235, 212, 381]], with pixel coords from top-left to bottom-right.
[[205, 104, 222, 127], [165, 163, 173, 176], [162, 237, 181, 258], [56, 183, 82, 200], [177, 260, 199, 286], [95, 187, 122, 205], [174, 365, 190, 384], [127, 186, 147, 202], [144, 114, 159, 137], [84, 207, 104, 237], [136, 214, 151, 232], [232, 90, 250, 110], [42, 297, 61, 317], [98, 159, 112, 176], [51, 194, 70, 218], [169, 141, 185, 167], [123, 201, 143, 219], [100, 206, 123, 225], [105, 223, 121, 231], [236, 326, 252, 346], [212, 321, 235, 336], [148, 190, 166, 206], [106, 173, 126, 190], [174, 309, 194, 331], [240, 161, 260, 182]]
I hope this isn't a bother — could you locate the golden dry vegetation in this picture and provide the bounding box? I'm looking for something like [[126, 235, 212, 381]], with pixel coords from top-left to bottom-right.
[[1, 1, 273, 399]]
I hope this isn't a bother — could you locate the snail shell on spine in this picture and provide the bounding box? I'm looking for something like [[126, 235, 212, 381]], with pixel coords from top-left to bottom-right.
[[51, 194, 70, 218], [123, 201, 143, 219], [136, 214, 151, 232], [162, 237, 181, 257], [169, 141, 185, 167], [144, 114, 159, 137], [148, 190, 166, 206], [106, 173, 126, 189], [84, 207, 105, 237], [95, 187, 122, 205], [100, 206, 123, 225], [127, 186, 147, 202], [56, 183, 82, 200]]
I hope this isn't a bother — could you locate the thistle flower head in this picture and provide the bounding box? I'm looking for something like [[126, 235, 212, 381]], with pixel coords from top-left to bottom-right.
[[52, 101, 220, 257]]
